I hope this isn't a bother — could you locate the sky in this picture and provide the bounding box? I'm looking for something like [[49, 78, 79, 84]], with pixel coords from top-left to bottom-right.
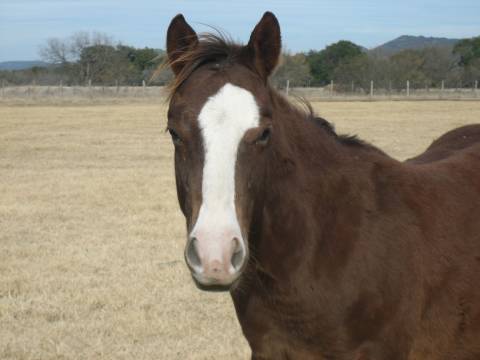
[[1, 0, 479, 62]]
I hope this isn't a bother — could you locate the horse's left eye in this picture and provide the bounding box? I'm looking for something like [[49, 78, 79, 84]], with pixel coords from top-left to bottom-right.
[[168, 128, 182, 144], [255, 128, 271, 145]]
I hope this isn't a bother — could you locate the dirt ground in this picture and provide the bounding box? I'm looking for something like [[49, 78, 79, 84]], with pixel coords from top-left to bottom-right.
[[1, 100, 479, 359]]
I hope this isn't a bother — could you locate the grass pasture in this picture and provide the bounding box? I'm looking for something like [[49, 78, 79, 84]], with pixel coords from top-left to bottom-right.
[[1, 100, 479, 359]]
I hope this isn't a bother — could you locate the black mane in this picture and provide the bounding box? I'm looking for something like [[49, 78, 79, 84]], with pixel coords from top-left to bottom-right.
[[292, 97, 381, 151], [311, 116, 378, 149]]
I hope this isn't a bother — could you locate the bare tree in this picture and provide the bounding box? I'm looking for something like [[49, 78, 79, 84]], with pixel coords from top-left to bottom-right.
[[39, 38, 70, 64], [69, 32, 91, 60], [40, 31, 114, 64], [91, 31, 113, 46]]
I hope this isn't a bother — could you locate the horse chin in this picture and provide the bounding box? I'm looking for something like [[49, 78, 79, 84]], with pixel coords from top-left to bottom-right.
[[193, 280, 232, 292], [191, 274, 242, 293]]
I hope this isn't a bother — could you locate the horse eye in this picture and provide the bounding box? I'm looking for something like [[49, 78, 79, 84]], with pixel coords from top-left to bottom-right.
[[256, 128, 271, 145], [168, 128, 182, 143]]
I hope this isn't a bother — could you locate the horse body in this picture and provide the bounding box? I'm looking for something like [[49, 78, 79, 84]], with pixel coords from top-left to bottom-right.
[[164, 12, 480, 359], [229, 94, 480, 359], [408, 124, 480, 163]]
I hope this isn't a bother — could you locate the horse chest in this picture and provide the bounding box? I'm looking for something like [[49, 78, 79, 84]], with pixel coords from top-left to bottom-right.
[[233, 285, 413, 359], [235, 291, 329, 359]]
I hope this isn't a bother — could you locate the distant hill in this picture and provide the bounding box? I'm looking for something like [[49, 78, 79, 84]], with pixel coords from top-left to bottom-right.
[[370, 35, 460, 57], [0, 61, 50, 71]]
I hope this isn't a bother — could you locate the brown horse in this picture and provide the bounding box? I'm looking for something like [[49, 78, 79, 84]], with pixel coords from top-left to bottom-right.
[[164, 12, 480, 359]]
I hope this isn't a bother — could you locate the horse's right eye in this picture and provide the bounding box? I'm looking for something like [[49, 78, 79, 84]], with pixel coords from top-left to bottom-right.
[[168, 128, 182, 144], [255, 127, 272, 146]]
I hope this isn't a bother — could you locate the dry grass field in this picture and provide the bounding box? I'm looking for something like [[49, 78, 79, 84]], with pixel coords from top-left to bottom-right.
[[1, 100, 479, 360]]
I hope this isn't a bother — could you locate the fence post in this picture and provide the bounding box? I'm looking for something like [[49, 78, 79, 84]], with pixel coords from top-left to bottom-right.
[[87, 79, 92, 98], [406, 80, 410, 97], [142, 79, 146, 94], [1, 79, 4, 98], [59, 80, 63, 97], [330, 80, 334, 96], [474, 80, 478, 92], [370, 80, 374, 97]]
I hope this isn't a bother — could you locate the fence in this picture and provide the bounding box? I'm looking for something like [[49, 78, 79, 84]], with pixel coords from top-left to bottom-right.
[[0, 82, 167, 99], [290, 84, 480, 101], [0, 81, 479, 102]]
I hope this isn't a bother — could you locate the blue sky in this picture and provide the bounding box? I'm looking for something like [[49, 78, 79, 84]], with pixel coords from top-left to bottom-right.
[[1, 0, 479, 62]]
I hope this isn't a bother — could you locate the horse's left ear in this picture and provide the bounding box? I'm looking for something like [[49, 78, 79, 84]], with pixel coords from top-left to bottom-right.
[[246, 12, 281, 80]]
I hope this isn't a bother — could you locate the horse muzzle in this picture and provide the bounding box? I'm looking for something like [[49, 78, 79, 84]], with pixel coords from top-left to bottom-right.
[[184, 235, 247, 289]]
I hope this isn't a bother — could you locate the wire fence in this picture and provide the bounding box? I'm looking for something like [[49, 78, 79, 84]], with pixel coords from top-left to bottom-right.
[[289, 82, 480, 101], [0, 83, 166, 103], [1, 81, 479, 102]]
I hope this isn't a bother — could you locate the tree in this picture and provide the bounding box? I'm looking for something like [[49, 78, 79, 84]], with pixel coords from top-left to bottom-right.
[[69, 32, 92, 60], [419, 47, 456, 87], [79, 44, 121, 84], [39, 31, 115, 84], [39, 38, 70, 65], [389, 50, 429, 88], [306, 41, 363, 86], [271, 52, 312, 88], [77, 44, 162, 84], [453, 36, 480, 67], [453, 37, 480, 86], [130, 47, 159, 71]]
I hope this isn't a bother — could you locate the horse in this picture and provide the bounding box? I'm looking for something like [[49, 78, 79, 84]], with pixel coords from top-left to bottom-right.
[[164, 12, 480, 359]]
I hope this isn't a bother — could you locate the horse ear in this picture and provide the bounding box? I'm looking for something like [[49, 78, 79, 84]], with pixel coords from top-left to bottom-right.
[[246, 12, 281, 80], [166, 14, 198, 76]]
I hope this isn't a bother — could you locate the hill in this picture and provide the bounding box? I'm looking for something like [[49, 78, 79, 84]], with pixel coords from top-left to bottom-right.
[[0, 61, 50, 71], [371, 35, 460, 57]]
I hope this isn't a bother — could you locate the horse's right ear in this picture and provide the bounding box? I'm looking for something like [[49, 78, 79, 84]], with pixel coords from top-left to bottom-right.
[[166, 14, 198, 76]]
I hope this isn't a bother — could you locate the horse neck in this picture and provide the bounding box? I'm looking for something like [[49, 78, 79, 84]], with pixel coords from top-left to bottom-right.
[[251, 90, 388, 282], [267, 89, 360, 189]]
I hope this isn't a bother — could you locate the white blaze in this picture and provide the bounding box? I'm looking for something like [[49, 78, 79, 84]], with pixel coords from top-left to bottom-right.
[[190, 83, 260, 269]]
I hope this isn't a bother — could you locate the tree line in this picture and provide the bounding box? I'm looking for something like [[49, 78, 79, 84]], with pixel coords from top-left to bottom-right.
[[273, 37, 480, 91], [0, 32, 172, 86], [1, 31, 479, 90]]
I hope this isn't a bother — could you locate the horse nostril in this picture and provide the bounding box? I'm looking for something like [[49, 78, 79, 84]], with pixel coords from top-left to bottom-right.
[[231, 237, 245, 271], [186, 237, 202, 271]]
